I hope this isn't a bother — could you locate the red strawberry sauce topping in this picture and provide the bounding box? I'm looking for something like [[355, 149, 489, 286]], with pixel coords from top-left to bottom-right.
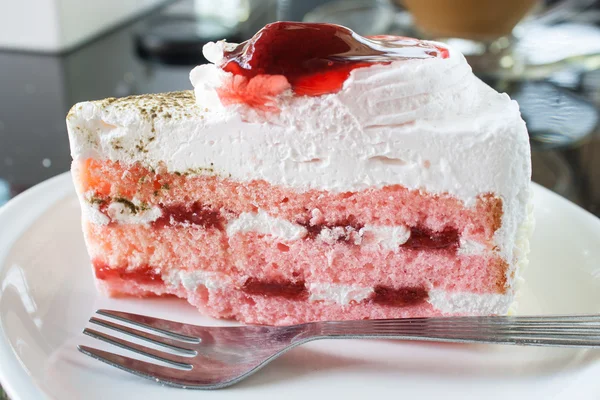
[[215, 22, 448, 109]]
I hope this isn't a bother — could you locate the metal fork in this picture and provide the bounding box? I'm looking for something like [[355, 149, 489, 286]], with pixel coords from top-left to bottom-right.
[[79, 310, 600, 389]]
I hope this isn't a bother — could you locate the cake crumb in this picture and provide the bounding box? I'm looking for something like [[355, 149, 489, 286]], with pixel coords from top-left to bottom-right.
[[310, 208, 324, 225]]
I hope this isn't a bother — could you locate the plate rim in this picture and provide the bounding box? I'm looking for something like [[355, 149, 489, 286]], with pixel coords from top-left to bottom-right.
[[0, 173, 75, 400], [0, 172, 599, 399]]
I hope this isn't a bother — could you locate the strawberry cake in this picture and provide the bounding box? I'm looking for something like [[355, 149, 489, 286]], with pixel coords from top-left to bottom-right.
[[66, 22, 533, 325]]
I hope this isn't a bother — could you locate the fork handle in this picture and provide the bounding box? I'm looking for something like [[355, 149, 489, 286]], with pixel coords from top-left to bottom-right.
[[314, 315, 600, 348]]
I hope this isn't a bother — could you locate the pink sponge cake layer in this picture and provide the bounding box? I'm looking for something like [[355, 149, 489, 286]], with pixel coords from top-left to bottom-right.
[[79, 159, 503, 241], [67, 23, 533, 325], [74, 159, 517, 324]]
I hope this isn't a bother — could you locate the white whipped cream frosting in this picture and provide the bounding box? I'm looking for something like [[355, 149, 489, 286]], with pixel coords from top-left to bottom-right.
[[188, 41, 529, 200], [67, 39, 531, 277]]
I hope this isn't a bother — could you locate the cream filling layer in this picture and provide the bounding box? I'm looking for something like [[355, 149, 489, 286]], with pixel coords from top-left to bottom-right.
[[307, 282, 374, 305], [225, 210, 308, 241], [224, 211, 415, 248], [427, 289, 513, 315], [82, 203, 110, 225], [82, 196, 163, 226], [165, 269, 231, 291], [107, 202, 162, 225]]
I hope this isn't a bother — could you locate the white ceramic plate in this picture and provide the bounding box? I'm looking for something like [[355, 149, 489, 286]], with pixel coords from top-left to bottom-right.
[[0, 173, 599, 400]]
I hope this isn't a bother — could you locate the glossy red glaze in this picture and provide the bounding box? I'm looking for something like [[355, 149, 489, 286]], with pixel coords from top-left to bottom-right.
[[221, 22, 448, 97]]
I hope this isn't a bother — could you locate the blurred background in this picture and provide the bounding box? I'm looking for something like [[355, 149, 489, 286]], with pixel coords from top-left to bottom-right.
[[0, 0, 599, 215]]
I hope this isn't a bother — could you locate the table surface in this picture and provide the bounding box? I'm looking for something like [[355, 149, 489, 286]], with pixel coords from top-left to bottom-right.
[[0, 0, 599, 398]]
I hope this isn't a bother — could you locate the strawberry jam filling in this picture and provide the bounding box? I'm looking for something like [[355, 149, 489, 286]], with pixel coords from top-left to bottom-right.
[[242, 278, 308, 300], [153, 203, 224, 229], [404, 227, 459, 250], [94, 263, 163, 285], [371, 286, 429, 306], [219, 21, 449, 100]]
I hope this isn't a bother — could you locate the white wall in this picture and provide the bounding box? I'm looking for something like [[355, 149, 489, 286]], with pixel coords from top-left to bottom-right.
[[0, 0, 168, 53]]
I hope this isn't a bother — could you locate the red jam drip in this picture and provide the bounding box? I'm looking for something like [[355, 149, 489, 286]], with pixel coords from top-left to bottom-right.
[[371, 286, 429, 307], [404, 227, 459, 250], [221, 22, 449, 97], [94, 263, 163, 285], [242, 278, 307, 300]]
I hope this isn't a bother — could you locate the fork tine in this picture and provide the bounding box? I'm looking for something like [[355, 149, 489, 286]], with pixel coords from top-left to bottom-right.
[[83, 328, 193, 369], [89, 317, 197, 356], [96, 310, 200, 343], [78, 346, 239, 389], [78, 346, 197, 388]]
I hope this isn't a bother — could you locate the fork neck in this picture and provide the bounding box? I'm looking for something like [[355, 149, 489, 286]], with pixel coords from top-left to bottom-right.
[[313, 318, 467, 338], [313, 319, 418, 337]]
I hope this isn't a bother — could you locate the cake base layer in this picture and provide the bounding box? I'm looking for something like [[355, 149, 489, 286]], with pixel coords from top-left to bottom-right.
[[96, 276, 444, 325], [95, 272, 512, 325]]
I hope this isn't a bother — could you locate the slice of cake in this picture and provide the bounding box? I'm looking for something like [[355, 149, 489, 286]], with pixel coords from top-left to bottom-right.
[[67, 22, 533, 325]]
